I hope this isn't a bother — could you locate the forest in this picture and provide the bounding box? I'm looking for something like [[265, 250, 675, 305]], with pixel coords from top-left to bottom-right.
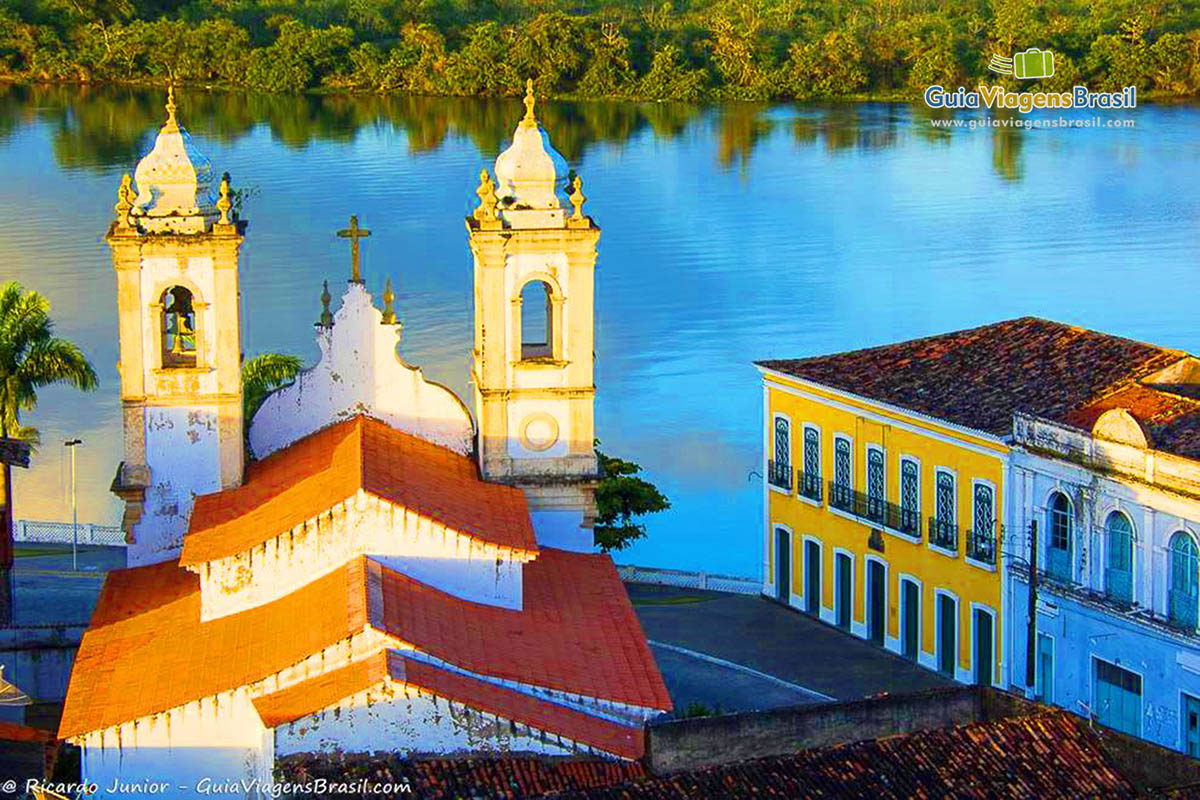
[[1, 0, 1198, 100]]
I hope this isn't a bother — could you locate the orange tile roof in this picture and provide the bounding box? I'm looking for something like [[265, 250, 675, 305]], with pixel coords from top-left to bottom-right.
[[181, 415, 536, 565], [61, 550, 669, 742], [250, 652, 647, 759], [0, 722, 54, 744], [395, 655, 647, 760], [374, 549, 672, 711], [59, 559, 369, 740], [253, 653, 388, 728]]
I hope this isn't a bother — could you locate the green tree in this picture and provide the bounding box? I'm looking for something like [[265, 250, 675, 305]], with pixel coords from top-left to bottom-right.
[[594, 448, 670, 552], [241, 352, 302, 425], [0, 281, 97, 625], [638, 43, 708, 101]]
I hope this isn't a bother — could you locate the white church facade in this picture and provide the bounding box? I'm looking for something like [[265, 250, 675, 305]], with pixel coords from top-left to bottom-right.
[[59, 84, 670, 793]]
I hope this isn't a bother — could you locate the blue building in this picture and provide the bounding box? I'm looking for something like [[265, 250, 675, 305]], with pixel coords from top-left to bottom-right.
[[1008, 397, 1200, 756]]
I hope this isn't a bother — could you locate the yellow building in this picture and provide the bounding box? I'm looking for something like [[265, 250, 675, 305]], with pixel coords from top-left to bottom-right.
[[756, 327, 1014, 687]]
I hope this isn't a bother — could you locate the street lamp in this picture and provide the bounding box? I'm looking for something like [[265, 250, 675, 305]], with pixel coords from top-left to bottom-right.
[[64, 439, 82, 571]]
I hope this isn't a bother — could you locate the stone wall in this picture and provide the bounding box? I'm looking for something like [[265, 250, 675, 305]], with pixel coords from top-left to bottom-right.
[[645, 686, 1016, 774]]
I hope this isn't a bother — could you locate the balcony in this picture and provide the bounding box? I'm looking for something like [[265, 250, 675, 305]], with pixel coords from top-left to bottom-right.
[[966, 522, 1001, 565], [798, 471, 823, 503], [929, 516, 958, 552], [767, 460, 792, 492], [827, 482, 922, 539]]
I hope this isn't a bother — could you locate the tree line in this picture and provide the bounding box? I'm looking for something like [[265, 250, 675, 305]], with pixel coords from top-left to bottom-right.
[[1, 0, 1197, 100]]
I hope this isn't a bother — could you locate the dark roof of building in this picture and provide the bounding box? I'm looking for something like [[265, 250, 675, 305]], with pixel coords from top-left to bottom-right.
[[274, 712, 1143, 799], [758, 317, 1198, 446], [278, 755, 648, 799], [182, 415, 537, 564]]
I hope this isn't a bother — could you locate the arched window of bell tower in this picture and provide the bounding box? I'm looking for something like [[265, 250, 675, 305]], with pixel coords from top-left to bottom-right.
[[161, 286, 198, 368], [520, 280, 554, 360]]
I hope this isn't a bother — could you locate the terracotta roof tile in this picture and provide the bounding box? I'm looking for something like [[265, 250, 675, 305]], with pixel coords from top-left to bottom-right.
[[544, 711, 1138, 799], [59, 559, 368, 740], [252, 653, 389, 729], [392, 655, 646, 759], [181, 415, 536, 564], [375, 549, 671, 711], [759, 317, 1183, 437], [278, 755, 647, 798]]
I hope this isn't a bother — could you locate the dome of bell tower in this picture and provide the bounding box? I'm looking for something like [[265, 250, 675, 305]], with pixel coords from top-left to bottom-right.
[[131, 87, 216, 234]]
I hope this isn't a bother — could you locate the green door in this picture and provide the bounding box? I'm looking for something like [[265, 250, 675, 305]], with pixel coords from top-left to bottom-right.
[[775, 528, 789, 602], [1184, 695, 1200, 757], [868, 560, 885, 645], [938, 594, 956, 676], [1036, 634, 1054, 702], [902, 580, 919, 660], [973, 609, 993, 686], [1095, 659, 1142, 737], [805, 540, 821, 614], [836, 553, 852, 629]]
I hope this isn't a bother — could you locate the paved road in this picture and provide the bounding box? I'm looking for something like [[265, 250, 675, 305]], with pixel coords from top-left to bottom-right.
[[629, 583, 950, 713], [10, 544, 124, 627]]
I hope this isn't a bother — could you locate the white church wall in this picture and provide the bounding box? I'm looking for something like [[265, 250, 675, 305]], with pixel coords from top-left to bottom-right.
[[80, 689, 273, 799], [197, 491, 529, 620], [130, 404, 221, 566], [275, 681, 578, 759], [248, 282, 473, 460]]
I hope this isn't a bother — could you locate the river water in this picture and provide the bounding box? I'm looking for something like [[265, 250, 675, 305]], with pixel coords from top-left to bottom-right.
[[2, 85, 1198, 577]]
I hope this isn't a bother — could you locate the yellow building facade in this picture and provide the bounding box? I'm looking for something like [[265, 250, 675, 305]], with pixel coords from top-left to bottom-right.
[[758, 367, 1009, 687]]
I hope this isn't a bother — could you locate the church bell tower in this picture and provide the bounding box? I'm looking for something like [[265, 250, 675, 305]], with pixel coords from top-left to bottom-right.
[[467, 81, 600, 552], [107, 88, 246, 566]]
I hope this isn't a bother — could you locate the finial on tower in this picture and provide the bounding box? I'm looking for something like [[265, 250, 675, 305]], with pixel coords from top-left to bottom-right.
[[114, 173, 135, 229], [521, 79, 537, 128], [568, 174, 587, 225], [164, 83, 179, 132], [381, 279, 397, 325], [216, 172, 233, 226], [318, 280, 333, 328], [473, 168, 501, 228]]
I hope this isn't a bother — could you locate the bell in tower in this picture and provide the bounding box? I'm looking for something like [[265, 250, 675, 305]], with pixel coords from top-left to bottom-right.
[[466, 80, 601, 553]]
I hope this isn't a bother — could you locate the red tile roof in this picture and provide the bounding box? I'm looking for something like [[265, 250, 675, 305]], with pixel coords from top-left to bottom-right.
[[0, 722, 54, 744], [550, 712, 1139, 799], [181, 415, 536, 565], [61, 550, 668, 741], [374, 549, 672, 711], [278, 755, 648, 798], [274, 712, 1143, 799], [395, 655, 647, 760], [759, 317, 1184, 437], [59, 559, 369, 740]]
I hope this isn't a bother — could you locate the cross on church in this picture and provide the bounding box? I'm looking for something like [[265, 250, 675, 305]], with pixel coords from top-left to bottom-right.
[[337, 215, 371, 283]]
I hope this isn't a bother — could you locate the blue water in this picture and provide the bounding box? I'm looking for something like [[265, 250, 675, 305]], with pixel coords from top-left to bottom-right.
[[2, 87, 1198, 578]]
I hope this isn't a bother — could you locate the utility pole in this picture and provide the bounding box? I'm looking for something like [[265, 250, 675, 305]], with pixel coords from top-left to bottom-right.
[[65, 439, 82, 572], [1025, 518, 1039, 693]]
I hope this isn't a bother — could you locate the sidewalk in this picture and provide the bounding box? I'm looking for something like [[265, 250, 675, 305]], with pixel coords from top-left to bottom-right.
[[629, 583, 950, 713]]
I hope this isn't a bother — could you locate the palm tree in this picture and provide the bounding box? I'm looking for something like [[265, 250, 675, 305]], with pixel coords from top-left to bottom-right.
[[242, 352, 303, 427], [0, 281, 98, 625]]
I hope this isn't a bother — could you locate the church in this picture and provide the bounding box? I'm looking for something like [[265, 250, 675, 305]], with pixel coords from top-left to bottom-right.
[[58, 85, 671, 791]]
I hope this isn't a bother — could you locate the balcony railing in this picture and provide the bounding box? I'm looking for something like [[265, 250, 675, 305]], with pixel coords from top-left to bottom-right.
[[767, 460, 792, 491], [829, 481, 853, 512], [1105, 567, 1134, 606], [826, 482, 922, 539], [966, 522, 1001, 565], [929, 516, 958, 552], [798, 471, 823, 502]]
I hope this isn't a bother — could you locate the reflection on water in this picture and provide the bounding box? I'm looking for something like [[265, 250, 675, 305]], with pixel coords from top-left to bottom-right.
[[1, 86, 1198, 577]]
